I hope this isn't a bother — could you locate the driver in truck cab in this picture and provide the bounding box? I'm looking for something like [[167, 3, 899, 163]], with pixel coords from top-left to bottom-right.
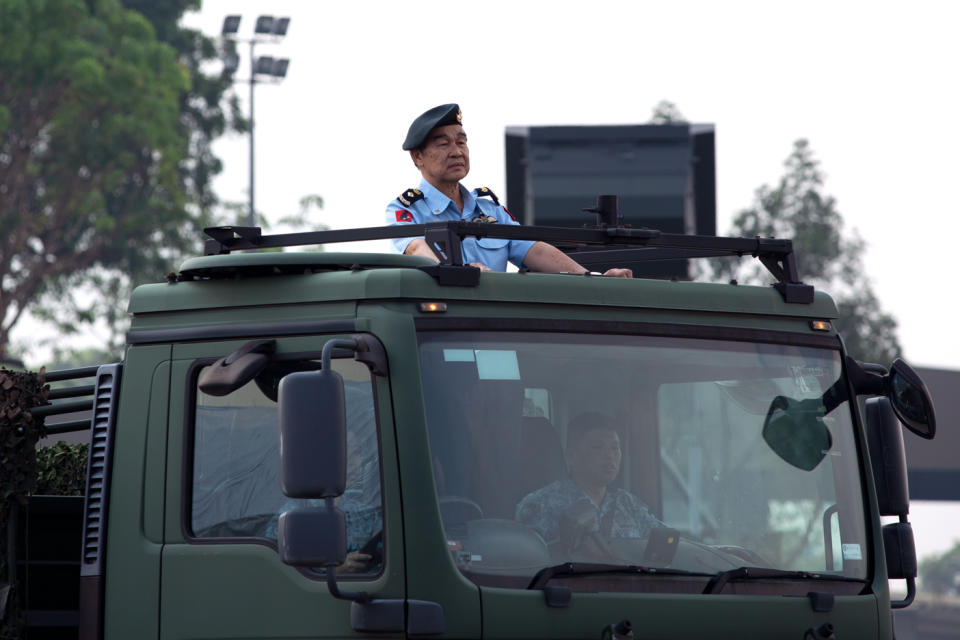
[[385, 103, 632, 277], [516, 412, 663, 555]]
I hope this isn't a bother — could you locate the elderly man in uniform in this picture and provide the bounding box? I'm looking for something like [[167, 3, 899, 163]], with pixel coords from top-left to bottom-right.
[[516, 412, 662, 556], [385, 104, 632, 276]]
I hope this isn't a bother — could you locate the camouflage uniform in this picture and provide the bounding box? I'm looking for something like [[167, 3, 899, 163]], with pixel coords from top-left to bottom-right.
[[515, 478, 662, 543]]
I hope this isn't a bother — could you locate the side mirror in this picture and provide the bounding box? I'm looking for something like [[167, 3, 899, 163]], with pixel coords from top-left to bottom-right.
[[845, 357, 936, 440], [276, 337, 374, 606], [277, 506, 347, 567], [762, 396, 832, 471], [883, 522, 918, 609], [276, 366, 350, 572], [277, 368, 347, 498], [887, 359, 936, 440], [865, 398, 910, 517]]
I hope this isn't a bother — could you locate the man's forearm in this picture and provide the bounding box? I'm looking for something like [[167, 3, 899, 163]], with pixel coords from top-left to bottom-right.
[[523, 241, 589, 274], [404, 238, 441, 262]]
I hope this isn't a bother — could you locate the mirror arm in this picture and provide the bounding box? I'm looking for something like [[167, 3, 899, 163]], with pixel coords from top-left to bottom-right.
[[352, 334, 389, 376], [323, 338, 359, 370], [845, 356, 888, 396], [320, 493, 371, 604]]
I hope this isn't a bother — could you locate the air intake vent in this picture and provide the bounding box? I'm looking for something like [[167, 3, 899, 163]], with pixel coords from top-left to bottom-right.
[[80, 364, 123, 577]]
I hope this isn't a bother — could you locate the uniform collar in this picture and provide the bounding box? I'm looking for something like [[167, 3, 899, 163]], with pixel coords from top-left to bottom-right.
[[418, 179, 476, 217]]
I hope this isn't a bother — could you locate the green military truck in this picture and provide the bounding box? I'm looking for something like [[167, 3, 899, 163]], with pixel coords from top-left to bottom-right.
[[10, 216, 936, 639]]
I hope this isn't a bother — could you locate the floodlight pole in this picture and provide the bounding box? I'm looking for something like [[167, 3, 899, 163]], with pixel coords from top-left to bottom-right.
[[248, 39, 257, 227], [220, 15, 290, 228]]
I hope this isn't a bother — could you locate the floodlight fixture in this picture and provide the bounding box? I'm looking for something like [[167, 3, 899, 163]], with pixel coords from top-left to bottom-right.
[[255, 15, 275, 34], [222, 15, 241, 34], [271, 17, 290, 36], [255, 56, 275, 76], [270, 58, 290, 78]]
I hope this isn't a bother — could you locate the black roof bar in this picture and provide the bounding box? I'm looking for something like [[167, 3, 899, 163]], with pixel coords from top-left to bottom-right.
[[203, 221, 814, 303]]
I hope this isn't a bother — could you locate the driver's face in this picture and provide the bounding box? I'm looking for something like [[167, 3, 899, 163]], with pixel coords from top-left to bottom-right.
[[568, 428, 621, 489]]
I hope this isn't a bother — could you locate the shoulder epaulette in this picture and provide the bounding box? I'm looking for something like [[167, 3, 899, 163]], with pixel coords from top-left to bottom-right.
[[398, 188, 424, 207], [474, 186, 500, 206]]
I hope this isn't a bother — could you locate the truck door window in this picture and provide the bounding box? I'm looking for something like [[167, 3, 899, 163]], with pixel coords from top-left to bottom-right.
[[189, 357, 383, 574], [417, 331, 867, 594]]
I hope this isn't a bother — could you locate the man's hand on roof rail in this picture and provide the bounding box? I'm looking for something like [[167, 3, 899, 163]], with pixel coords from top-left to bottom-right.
[[598, 268, 633, 278], [523, 242, 632, 278]]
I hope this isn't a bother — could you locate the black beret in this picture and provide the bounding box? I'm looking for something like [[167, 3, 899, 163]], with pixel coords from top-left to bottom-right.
[[402, 103, 462, 150]]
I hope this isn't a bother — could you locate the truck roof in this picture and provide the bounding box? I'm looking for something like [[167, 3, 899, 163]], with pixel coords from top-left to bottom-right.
[[127, 250, 839, 320]]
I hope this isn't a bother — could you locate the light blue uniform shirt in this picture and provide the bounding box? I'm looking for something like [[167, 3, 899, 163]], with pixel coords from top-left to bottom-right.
[[385, 179, 536, 272]]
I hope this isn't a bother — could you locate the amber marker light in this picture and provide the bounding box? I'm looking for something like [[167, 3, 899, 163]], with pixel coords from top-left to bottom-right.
[[419, 302, 448, 313], [810, 320, 832, 331]]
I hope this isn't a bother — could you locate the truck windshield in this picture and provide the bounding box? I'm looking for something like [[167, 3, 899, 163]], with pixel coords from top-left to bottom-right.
[[418, 331, 868, 594]]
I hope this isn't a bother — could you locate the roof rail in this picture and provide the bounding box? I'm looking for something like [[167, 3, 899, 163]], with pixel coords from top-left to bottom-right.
[[203, 221, 814, 303]]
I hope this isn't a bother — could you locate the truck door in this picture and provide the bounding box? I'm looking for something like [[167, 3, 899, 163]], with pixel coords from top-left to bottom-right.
[[158, 335, 403, 640]]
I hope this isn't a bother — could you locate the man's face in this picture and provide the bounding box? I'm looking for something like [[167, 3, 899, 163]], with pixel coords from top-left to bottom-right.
[[567, 427, 622, 489], [411, 124, 470, 186]]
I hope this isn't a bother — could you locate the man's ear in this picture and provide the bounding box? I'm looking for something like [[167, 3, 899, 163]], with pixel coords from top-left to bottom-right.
[[410, 149, 422, 169]]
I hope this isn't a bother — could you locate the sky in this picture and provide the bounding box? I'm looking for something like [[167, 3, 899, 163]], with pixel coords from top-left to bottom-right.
[[178, 0, 960, 564], [12, 0, 960, 563]]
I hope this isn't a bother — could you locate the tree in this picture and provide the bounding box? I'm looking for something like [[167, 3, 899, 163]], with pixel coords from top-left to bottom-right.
[[0, 0, 241, 362], [920, 542, 960, 597], [120, 0, 244, 215], [649, 100, 688, 125], [708, 139, 901, 364]]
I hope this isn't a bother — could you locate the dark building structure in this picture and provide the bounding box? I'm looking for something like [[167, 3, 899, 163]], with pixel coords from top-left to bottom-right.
[[906, 366, 960, 500], [505, 123, 715, 278]]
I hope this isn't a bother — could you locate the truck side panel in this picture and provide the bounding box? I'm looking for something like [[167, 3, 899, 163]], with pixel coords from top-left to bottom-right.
[[102, 346, 170, 639]]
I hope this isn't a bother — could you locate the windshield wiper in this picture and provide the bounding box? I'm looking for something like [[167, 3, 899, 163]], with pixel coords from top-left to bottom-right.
[[703, 566, 830, 594], [528, 562, 708, 590]]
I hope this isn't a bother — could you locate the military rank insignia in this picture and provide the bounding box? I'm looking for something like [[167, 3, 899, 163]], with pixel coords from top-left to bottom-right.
[[395, 209, 414, 222], [398, 188, 424, 207], [474, 187, 500, 206], [471, 215, 498, 224]]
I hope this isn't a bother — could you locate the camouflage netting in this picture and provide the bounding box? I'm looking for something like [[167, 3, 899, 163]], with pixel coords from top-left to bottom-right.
[[0, 368, 49, 635]]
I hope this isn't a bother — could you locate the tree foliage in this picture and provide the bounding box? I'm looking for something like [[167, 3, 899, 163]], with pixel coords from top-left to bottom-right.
[[0, 0, 242, 361], [35, 440, 89, 496], [649, 100, 688, 125], [920, 541, 960, 597], [0, 367, 47, 636], [709, 139, 901, 364]]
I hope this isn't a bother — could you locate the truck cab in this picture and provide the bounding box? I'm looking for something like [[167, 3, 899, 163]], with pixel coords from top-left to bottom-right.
[[21, 221, 936, 639]]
